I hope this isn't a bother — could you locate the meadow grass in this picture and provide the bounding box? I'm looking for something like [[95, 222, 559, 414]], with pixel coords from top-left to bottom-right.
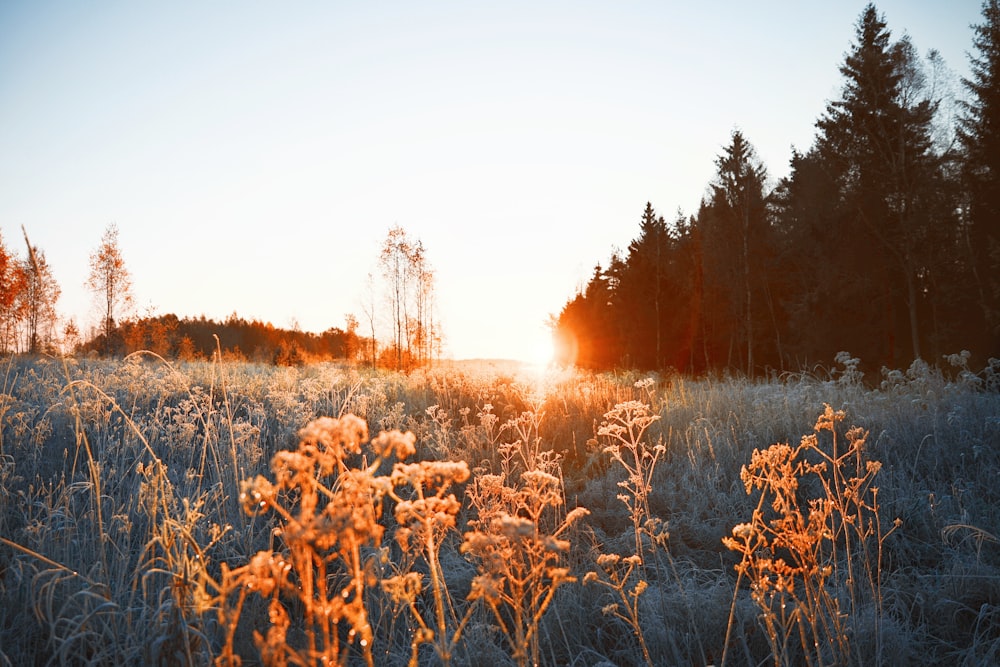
[[0, 353, 997, 665]]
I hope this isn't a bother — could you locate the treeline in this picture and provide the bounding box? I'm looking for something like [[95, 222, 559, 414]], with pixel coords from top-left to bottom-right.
[[0, 226, 368, 365], [80, 313, 365, 366], [554, 3, 1000, 375], [1, 220, 440, 368]]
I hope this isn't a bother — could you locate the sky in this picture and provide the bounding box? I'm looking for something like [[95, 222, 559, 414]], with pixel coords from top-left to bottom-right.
[[0, 1, 985, 362]]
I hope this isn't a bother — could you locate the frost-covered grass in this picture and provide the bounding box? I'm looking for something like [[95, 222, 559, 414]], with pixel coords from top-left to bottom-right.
[[0, 353, 997, 665]]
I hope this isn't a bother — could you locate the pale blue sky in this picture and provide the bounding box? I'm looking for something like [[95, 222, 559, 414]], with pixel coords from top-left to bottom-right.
[[0, 1, 983, 361]]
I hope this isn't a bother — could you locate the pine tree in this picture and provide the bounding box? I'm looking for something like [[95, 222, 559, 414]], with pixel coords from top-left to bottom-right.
[[958, 0, 1000, 351], [812, 4, 946, 364], [708, 130, 770, 374], [617, 203, 672, 369]]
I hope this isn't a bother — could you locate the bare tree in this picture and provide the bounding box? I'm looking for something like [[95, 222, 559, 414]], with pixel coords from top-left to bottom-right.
[[376, 226, 441, 369], [20, 226, 61, 354], [409, 240, 438, 365], [380, 225, 412, 370], [360, 272, 379, 368], [86, 224, 133, 354]]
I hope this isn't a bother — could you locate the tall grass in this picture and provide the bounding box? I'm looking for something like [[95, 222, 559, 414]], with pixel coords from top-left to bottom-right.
[[0, 353, 997, 665]]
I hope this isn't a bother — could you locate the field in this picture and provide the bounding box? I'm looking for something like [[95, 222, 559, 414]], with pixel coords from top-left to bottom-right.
[[0, 353, 998, 666]]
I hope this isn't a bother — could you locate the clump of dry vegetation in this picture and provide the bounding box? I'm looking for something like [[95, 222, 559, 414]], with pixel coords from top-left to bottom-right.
[[0, 353, 997, 665], [721, 404, 897, 666]]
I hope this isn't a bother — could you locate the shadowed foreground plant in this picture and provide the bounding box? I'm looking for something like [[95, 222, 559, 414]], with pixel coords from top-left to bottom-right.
[[216, 415, 473, 667], [584, 553, 653, 666], [722, 404, 899, 667], [382, 457, 472, 666], [462, 440, 589, 667], [586, 396, 669, 666], [597, 399, 664, 564], [140, 473, 229, 666]]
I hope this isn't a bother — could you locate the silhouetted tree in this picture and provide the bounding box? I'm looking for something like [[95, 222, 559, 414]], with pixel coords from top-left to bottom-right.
[[87, 311, 309, 361], [800, 4, 952, 365], [704, 130, 771, 374], [771, 148, 856, 365], [360, 272, 378, 368], [616, 203, 671, 369], [554, 259, 622, 369], [343, 313, 360, 363], [408, 240, 438, 365], [671, 211, 705, 373], [554, 4, 985, 374], [958, 0, 1000, 354], [377, 226, 440, 370]]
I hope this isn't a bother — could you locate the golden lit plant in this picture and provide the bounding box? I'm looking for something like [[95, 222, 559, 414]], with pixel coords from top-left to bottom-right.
[[215, 415, 417, 667], [381, 457, 472, 666], [721, 404, 899, 667]]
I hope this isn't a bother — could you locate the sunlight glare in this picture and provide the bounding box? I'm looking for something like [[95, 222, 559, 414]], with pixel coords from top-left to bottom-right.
[[522, 331, 555, 370]]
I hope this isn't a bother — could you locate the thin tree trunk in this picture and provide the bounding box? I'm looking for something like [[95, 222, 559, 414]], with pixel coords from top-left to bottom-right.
[[905, 260, 922, 360], [743, 201, 753, 376]]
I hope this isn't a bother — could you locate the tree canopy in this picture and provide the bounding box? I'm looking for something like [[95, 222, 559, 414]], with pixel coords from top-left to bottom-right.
[[553, 4, 999, 374]]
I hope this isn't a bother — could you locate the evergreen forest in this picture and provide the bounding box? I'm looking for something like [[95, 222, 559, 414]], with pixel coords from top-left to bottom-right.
[[553, 3, 1000, 376]]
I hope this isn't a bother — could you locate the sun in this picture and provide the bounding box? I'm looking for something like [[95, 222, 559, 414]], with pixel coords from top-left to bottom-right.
[[521, 330, 555, 369]]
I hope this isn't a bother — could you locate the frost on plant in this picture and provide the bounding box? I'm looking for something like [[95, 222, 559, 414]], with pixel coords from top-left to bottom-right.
[[461, 427, 590, 667], [216, 416, 447, 667], [382, 457, 471, 667], [597, 400, 666, 563], [722, 405, 897, 667]]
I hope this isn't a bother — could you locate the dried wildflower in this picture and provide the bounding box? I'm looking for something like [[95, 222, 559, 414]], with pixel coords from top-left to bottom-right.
[[596, 553, 621, 567], [520, 468, 560, 488], [382, 572, 424, 605], [461, 415, 587, 667], [596, 400, 664, 564], [732, 522, 753, 540], [541, 535, 571, 553], [239, 476, 274, 516], [813, 403, 844, 433], [219, 414, 428, 667], [496, 514, 536, 540], [564, 506, 591, 526], [297, 414, 367, 458], [391, 460, 471, 489], [382, 450, 474, 667], [588, 541, 655, 664], [467, 574, 502, 604], [245, 551, 279, 596], [370, 428, 416, 460], [721, 406, 894, 667]]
